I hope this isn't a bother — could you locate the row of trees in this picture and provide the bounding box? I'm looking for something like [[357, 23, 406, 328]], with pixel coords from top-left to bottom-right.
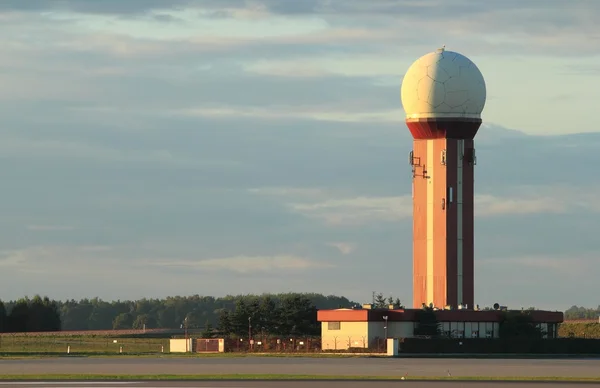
[[0, 293, 357, 333], [564, 305, 600, 320], [0, 296, 61, 333], [1, 293, 591, 336], [218, 294, 320, 337]]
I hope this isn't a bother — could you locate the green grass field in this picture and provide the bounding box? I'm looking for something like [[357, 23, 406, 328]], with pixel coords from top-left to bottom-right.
[[0, 335, 168, 354], [0, 335, 370, 357]]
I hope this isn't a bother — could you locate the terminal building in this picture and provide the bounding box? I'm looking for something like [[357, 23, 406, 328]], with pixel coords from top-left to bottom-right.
[[317, 304, 564, 351], [317, 48, 564, 351]]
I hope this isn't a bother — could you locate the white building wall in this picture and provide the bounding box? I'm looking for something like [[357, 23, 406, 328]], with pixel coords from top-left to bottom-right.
[[321, 321, 369, 350]]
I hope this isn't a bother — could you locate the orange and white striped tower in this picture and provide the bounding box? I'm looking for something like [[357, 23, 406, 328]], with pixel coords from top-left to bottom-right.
[[400, 48, 487, 309]]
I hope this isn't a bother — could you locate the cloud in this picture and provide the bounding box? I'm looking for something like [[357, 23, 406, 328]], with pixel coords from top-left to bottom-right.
[[3, 1, 598, 60], [327, 242, 357, 255], [173, 105, 403, 123], [475, 250, 600, 310], [251, 185, 600, 226], [0, 245, 116, 274], [480, 253, 596, 276], [0, 0, 197, 15], [0, 245, 337, 300], [151, 254, 333, 273], [0, 0, 599, 311], [0, 245, 332, 275], [474, 195, 566, 217], [288, 196, 411, 226]]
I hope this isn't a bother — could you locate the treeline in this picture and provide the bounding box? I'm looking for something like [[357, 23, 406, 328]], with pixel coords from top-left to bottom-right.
[[218, 294, 321, 336], [564, 305, 600, 320], [0, 296, 61, 333], [0, 293, 357, 333]]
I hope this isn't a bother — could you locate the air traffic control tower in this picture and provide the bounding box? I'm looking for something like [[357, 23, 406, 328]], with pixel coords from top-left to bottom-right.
[[400, 47, 487, 309]]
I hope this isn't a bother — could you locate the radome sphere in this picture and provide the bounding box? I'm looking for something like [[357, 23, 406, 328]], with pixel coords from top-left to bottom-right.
[[400, 48, 486, 121]]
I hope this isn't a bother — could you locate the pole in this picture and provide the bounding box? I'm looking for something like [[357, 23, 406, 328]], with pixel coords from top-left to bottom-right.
[[383, 316, 388, 339], [184, 317, 189, 353], [248, 316, 252, 351]]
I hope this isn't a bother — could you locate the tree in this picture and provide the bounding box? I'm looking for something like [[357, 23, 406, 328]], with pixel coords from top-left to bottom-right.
[[374, 293, 387, 308], [217, 309, 233, 336], [88, 302, 117, 330], [413, 307, 441, 336], [257, 295, 278, 334], [4, 296, 60, 332], [386, 296, 404, 309], [132, 314, 157, 330], [499, 311, 545, 339], [201, 321, 214, 338], [6, 299, 30, 332], [230, 298, 252, 337], [278, 294, 319, 335], [0, 300, 6, 332], [3, 292, 360, 335], [184, 310, 204, 329], [112, 313, 133, 329]]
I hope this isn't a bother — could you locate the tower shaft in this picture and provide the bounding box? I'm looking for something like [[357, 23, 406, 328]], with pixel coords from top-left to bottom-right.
[[410, 136, 476, 309]]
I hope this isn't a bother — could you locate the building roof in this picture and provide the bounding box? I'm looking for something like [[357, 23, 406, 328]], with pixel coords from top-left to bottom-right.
[[317, 308, 564, 324]]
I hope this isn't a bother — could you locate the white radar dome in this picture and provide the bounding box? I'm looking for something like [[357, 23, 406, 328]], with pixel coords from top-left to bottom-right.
[[400, 48, 486, 120]]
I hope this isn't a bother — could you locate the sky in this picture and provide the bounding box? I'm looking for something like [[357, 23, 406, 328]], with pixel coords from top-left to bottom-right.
[[1, 0, 599, 311]]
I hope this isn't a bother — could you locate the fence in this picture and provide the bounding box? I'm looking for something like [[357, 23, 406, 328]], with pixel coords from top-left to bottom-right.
[[321, 336, 387, 353], [221, 336, 322, 353]]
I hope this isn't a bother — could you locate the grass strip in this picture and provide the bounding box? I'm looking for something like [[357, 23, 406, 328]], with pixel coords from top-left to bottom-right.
[[1, 374, 600, 382], [0, 352, 381, 359]]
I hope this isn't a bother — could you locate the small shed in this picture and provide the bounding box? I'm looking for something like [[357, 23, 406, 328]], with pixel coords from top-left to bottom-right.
[[169, 338, 193, 352]]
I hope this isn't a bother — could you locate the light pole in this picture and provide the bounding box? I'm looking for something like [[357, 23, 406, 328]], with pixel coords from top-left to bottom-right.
[[248, 317, 252, 351], [383, 316, 388, 339], [184, 317, 189, 352]]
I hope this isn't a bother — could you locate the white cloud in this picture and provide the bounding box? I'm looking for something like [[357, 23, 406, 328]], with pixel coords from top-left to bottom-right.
[[288, 196, 412, 226], [151, 255, 333, 273], [170, 105, 404, 123], [251, 185, 600, 226], [0, 135, 240, 167], [480, 252, 599, 277], [475, 194, 566, 216], [327, 242, 357, 255], [0, 245, 336, 300], [0, 245, 116, 274]]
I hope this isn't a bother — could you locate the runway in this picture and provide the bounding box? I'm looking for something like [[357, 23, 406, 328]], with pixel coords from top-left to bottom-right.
[[1, 381, 600, 387], [2, 357, 600, 378]]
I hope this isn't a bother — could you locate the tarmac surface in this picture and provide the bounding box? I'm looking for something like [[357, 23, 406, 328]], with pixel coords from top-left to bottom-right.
[[2, 356, 600, 378], [2, 381, 600, 387]]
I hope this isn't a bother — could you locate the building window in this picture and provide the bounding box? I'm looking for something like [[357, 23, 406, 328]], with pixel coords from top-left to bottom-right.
[[328, 322, 341, 330]]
